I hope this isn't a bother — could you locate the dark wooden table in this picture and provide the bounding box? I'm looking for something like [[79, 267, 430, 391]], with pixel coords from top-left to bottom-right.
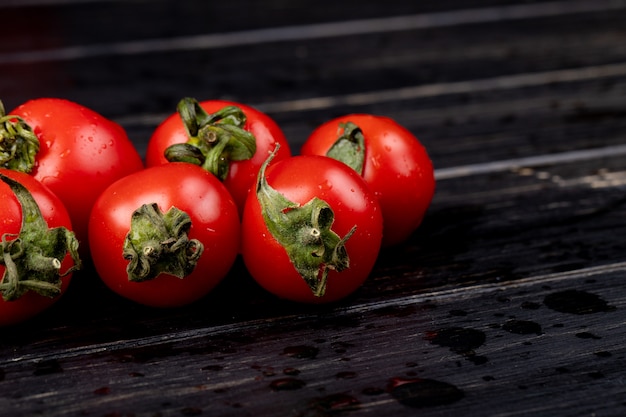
[[2, 0, 626, 415]]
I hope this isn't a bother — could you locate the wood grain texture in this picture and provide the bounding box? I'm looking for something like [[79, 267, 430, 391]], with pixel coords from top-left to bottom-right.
[[1, 0, 625, 415]]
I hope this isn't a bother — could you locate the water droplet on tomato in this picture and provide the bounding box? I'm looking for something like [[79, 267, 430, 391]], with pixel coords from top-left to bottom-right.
[[371, 155, 382, 169], [317, 180, 333, 191]]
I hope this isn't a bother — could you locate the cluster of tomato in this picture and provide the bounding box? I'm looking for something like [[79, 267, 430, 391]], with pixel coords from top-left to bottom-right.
[[0, 97, 435, 326]]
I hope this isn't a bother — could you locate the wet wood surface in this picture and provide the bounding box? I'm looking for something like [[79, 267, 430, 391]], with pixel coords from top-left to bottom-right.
[[1, 0, 626, 416]]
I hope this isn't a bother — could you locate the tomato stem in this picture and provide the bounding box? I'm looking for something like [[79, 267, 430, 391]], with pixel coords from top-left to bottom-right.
[[0, 100, 40, 173], [164, 97, 256, 181], [122, 203, 204, 282], [326, 121, 365, 175], [0, 174, 81, 302], [255, 145, 355, 297]]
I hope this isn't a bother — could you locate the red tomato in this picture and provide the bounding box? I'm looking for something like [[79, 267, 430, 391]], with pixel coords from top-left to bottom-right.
[[301, 114, 435, 246], [3, 98, 144, 253], [145, 98, 292, 215], [241, 153, 383, 304], [88, 163, 240, 308], [0, 169, 80, 326]]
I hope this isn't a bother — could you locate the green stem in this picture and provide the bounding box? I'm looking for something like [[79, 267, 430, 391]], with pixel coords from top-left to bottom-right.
[[0, 174, 81, 302], [0, 100, 40, 173], [255, 145, 356, 297], [164, 97, 256, 181], [325, 121, 365, 175], [122, 203, 204, 282]]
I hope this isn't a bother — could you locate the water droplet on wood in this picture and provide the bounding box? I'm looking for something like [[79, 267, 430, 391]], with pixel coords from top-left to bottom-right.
[[388, 377, 464, 407], [544, 290, 614, 314]]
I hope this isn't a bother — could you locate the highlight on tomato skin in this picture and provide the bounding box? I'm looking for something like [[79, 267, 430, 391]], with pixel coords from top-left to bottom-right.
[[145, 98, 293, 216], [301, 114, 436, 247], [88, 163, 241, 308], [0, 169, 80, 327], [241, 153, 383, 304]]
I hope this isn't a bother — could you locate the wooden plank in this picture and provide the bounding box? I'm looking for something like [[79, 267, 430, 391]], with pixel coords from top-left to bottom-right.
[[0, 264, 624, 416], [1, 1, 625, 121], [3, 0, 622, 57]]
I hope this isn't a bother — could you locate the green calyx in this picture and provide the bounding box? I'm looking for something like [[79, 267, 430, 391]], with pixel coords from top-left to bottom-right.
[[123, 203, 204, 282], [0, 100, 40, 173], [0, 174, 81, 302], [164, 97, 256, 181], [326, 121, 365, 175], [256, 146, 356, 297]]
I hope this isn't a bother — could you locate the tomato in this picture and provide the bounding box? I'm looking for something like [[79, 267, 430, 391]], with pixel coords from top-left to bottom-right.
[[241, 151, 383, 304], [301, 114, 435, 247], [145, 98, 292, 215], [0, 169, 80, 326], [88, 163, 240, 308], [1, 98, 144, 252]]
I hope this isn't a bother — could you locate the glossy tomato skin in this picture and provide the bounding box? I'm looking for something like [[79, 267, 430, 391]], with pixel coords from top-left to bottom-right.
[[145, 100, 292, 215], [301, 114, 435, 247], [241, 155, 383, 304], [0, 169, 74, 326], [9, 98, 144, 252], [88, 163, 240, 308]]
